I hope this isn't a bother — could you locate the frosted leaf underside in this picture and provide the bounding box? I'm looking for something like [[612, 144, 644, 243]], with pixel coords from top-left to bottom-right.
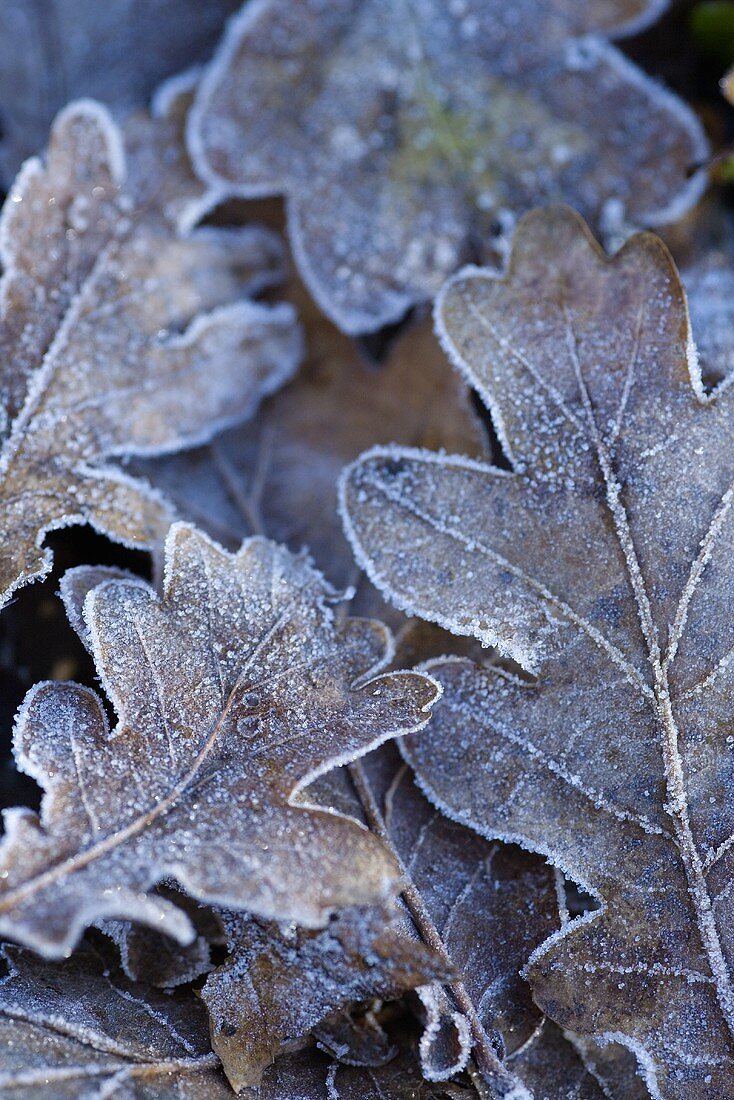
[[342, 206, 734, 1098], [189, 0, 706, 332], [0, 94, 300, 610], [0, 522, 438, 956]]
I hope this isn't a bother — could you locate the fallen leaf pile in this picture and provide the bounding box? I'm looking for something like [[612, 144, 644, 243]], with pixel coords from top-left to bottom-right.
[[1, 3, 734, 1098]]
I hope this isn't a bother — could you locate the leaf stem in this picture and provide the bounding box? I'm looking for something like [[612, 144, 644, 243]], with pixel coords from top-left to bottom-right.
[[347, 759, 519, 1098]]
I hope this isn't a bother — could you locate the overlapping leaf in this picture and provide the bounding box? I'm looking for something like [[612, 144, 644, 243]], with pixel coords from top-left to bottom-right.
[[140, 277, 488, 604], [0, 93, 301, 610], [309, 750, 559, 1096], [202, 904, 449, 1090], [342, 206, 734, 1097], [241, 1027, 472, 1099], [0, 522, 437, 957], [101, 886, 222, 988], [0, 938, 231, 1097], [189, 0, 707, 333]]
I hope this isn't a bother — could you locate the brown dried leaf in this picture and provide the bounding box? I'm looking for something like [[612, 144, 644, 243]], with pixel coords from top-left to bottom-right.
[[138, 278, 488, 605], [0, 938, 232, 1097], [511, 1022, 607, 1100], [341, 206, 734, 1096], [0, 522, 438, 957], [101, 887, 223, 988], [202, 904, 449, 1090], [570, 1033, 651, 1099], [189, 0, 707, 333], [0, 95, 300, 611], [311, 750, 559, 1095]]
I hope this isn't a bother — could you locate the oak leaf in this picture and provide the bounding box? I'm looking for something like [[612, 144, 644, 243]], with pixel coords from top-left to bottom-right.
[[341, 206, 734, 1097], [0, 522, 438, 957], [201, 904, 449, 1090], [310, 749, 559, 1096], [240, 1026, 472, 1100], [510, 1021, 610, 1099], [0, 95, 300, 611], [100, 886, 223, 988], [0, 937, 232, 1097], [189, 0, 707, 333]]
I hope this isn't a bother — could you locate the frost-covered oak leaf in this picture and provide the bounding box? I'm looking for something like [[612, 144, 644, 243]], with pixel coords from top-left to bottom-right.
[[310, 750, 558, 1096], [0, 97, 300, 610], [0, 939, 232, 1097], [202, 904, 449, 1090], [189, 0, 707, 333], [341, 206, 734, 1098], [0, 522, 438, 957], [100, 885, 223, 989]]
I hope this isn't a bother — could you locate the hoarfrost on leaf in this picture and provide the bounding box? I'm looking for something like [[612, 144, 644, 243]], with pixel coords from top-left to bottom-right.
[[0, 94, 301, 612], [341, 206, 734, 1097], [238, 1026, 473, 1099], [201, 903, 450, 1090], [0, 937, 232, 1097], [0, 522, 438, 957], [189, 0, 707, 332], [309, 748, 562, 1095]]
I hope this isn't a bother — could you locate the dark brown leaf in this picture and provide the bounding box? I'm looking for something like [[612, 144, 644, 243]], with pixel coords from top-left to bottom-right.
[[101, 886, 223, 988], [0, 938, 232, 1097], [0, 522, 438, 956], [511, 1021, 607, 1100], [241, 1027, 473, 1099], [342, 206, 734, 1096], [311, 750, 559, 1095], [202, 904, 449, 1090]]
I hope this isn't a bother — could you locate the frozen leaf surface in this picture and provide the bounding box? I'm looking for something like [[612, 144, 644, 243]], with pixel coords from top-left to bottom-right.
[[140, 278, 488, 600], [189, 0, 707, 333], [387, 768, 558, 1061], [510, 1022, 607, 1100], [311, 750, 559, 1095], [0, 0, 239, 183], [0, 96, 300, 611], [682, 256, 734, 389], [570, 1033, 651, 1099], [0, 939, 231, 1097], [342, 206, 734, 1097], [202, 904, 449, 1090], [0, 522, 438, 957]]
